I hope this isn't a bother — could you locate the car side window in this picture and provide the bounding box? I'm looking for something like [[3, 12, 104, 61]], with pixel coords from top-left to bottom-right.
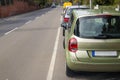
[[70, 14, 74, 24], [74, 19, 79, 36], [68, 13, 74, 33]]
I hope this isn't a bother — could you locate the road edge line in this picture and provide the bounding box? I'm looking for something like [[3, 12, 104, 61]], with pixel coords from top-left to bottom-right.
[[46, 27, 61, 80], [5, 27, 18, 35]]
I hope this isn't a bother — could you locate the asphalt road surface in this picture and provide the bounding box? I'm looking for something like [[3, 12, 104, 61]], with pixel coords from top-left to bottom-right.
[[0, 6, 120, 80]]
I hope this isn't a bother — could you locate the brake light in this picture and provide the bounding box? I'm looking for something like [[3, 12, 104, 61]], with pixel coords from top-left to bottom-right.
[[64, 18, 69, 22], [68, 38, 78, 53]]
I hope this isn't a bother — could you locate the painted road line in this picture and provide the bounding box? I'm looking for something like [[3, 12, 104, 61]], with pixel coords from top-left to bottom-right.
[[5, 27, 18, 35], [25, 20, 32, 24], [35, 16, 40, 20], [60, 15, 63, 23], [46, 27, 61, 80]]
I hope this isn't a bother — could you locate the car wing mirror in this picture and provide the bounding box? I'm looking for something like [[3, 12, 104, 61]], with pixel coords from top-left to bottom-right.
[[68, 23, 71, 28], [61, 23, 68, 29]]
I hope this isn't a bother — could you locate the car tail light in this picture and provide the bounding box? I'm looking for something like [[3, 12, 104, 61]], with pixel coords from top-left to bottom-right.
[[64, 18, 69, 22], [68, 38, 78, 53]]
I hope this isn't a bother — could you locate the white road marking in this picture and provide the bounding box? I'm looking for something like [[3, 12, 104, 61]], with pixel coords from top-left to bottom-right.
[[60, 15, 63, 23], [35, 16, 40, 20], [46, 27, 61, 80], [5, 27, 18, 35], [41, 14, 45, 17], [25, 20, 32, 24]]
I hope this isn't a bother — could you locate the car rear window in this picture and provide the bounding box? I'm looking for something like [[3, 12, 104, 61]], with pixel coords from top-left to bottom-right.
[[77, 15, 120, 39], [66, 8, 83, 15]]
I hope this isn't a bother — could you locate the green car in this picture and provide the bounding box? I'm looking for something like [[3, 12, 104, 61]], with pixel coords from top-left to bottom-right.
[[64, 9, 120, 76]]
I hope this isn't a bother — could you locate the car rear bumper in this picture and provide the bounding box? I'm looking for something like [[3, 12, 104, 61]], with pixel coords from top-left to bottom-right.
[[67, 57, 120, 72]]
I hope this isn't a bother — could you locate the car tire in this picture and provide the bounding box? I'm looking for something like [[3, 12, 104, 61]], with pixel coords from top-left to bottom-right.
[[63, 38, 65, 49], [66, 64, 74, 77], [63, 28, 65, 36]]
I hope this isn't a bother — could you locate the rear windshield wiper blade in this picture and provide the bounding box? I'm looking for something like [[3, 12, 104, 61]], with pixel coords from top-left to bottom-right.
[[93, 34, 113, 39], [80, 34, 120, 39]]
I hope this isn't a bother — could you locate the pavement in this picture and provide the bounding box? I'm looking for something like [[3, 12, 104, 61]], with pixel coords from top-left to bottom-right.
[[0, 15, 17, 24], [0, 18, 6, 23], [0, 17, 12, 24]]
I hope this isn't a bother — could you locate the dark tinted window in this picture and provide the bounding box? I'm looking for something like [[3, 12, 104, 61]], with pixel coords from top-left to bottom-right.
[[70, 13, 74, 23], [77, 15, 120, 39], [74, 20, 79, 36]]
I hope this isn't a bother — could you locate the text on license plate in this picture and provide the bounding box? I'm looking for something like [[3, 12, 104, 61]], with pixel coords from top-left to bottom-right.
[[92, 51, 117, 57]]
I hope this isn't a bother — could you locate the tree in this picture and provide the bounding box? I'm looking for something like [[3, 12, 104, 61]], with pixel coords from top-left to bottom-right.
[[94, 0, 114, 5]]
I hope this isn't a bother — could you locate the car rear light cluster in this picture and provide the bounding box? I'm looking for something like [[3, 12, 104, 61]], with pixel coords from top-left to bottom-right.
[[68, 38, 78, 53], [64, 18, 69, 22]]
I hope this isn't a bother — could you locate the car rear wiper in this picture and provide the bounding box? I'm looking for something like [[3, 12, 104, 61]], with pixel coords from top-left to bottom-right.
[[93, 34, 113, 39], [80, 34, 120, 39]]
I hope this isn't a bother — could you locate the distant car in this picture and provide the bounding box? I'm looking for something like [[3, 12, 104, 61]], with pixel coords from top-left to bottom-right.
[[64, 9, 120, 77], [61, 5, 89, 36], [51, 3, 56, 8]]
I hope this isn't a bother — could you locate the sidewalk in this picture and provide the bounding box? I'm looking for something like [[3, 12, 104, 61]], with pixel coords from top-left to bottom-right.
[[0, 15, 18, 24], [0, 18, 4, 23], [0, 18, 6, 24]]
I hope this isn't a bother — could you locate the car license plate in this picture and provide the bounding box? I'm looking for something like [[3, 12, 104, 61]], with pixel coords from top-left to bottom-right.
[[92, 51, 117, 57]]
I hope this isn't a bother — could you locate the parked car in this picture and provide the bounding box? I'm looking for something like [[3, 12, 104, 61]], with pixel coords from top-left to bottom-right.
[[61, 5, 89, 36], [51, 2, 56, 8], [64, 9, 120, 76]]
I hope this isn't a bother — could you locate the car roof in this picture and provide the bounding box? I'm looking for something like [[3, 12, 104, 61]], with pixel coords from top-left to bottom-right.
[[66, 5, 89, 9], [64, 5, 89, 16], [72, 9, 120, 19]]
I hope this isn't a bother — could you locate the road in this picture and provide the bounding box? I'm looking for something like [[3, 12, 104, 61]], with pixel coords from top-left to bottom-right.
[[0, 6, 120, 80]]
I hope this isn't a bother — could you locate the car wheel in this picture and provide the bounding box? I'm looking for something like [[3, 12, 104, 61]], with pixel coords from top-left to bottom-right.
[[66, 64, 74, 77], [63, 38, 65, 49], [63, 28, 65, 36]]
